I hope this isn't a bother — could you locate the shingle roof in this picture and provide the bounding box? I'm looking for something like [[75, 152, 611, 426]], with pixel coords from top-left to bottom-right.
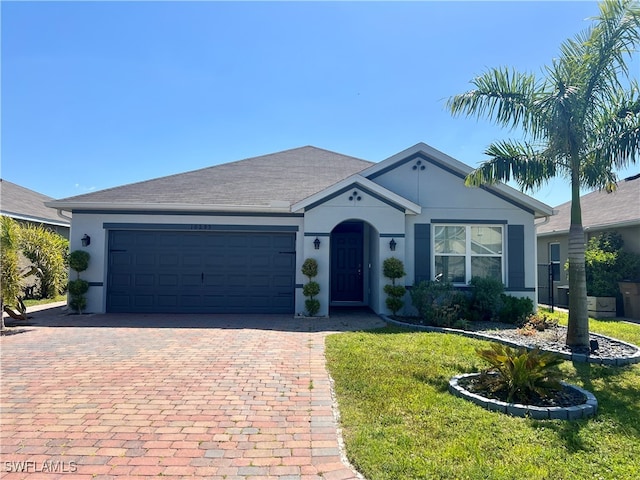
[[52, 146, 374, 208], [0, 179, 70, 226], [537, 174, 640, 235]]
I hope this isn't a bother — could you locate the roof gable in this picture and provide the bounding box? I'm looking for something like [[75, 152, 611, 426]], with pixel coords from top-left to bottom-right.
[[362, 143, 554, 218], [0, 179, 70, 226], [291, 175, 421, 214], [537, 174, 640, 235]]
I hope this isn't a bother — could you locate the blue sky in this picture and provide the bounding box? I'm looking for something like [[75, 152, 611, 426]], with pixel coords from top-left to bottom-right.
[[2, 1, 638, 207]]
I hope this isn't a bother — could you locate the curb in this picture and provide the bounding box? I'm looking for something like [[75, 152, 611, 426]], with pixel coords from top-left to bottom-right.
[[449, 373, 598, 420]]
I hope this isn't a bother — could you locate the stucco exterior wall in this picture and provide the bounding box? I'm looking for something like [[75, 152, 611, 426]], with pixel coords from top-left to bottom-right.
[[69, 212, 304, 313]]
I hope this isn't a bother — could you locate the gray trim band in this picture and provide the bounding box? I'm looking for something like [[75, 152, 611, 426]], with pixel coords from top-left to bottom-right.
[[103, 223, 299, 232]]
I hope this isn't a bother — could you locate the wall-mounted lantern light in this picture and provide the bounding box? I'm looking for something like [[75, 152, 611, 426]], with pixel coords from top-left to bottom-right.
[[313, 237, 321, 250], [81, 234, 91, 247], [389, 238, 397, 251]]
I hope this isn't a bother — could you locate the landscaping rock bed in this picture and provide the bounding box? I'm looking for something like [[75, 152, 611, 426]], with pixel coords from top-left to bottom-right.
[[384, 317, 640, 365]]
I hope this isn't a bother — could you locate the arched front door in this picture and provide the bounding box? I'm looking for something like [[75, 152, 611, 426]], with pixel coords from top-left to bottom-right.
[[330, 221, 364, 303]]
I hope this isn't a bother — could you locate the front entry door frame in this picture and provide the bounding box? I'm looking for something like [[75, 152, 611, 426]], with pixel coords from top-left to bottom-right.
[[330, 221, 367, 306]]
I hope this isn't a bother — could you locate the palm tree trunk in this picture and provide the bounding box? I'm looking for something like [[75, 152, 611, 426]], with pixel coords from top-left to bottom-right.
[[565, 169, 589, 348]]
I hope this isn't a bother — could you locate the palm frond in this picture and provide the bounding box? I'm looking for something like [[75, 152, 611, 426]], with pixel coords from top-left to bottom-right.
[[464, 140, 557, 192], [589, 85, 640, 177], [447, 68, 544, 137], [581, 0, 640, 106]]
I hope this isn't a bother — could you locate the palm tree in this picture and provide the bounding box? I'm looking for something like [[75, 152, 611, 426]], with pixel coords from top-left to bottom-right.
[[447, 0, 640, 348]]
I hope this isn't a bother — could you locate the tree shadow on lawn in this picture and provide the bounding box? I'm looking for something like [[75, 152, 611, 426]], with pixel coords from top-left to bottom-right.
[[536, 362, 640, 452]]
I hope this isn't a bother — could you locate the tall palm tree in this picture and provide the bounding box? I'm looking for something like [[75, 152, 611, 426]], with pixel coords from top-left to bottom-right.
[[447, 0, 640, 348]]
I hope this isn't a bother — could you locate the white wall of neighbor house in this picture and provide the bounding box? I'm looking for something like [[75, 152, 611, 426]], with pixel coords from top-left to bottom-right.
[[69, 211, 304, 314]]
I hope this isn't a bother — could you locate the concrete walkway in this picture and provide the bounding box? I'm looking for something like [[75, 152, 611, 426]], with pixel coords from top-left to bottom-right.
[[1, 305, 385, 479]]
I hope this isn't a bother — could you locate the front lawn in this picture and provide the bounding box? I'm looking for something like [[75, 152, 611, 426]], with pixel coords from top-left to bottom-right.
[[325, 314, 640, 480]]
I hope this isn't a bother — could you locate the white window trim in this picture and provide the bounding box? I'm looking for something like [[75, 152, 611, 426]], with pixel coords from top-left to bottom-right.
[[432, 224, 505, 284]]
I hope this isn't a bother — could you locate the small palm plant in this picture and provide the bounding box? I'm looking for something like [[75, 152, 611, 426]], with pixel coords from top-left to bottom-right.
[[475, 343, 564, 404]]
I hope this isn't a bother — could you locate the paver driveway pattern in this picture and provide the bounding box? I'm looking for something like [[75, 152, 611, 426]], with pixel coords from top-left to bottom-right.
[[1, 306, 385, 479]]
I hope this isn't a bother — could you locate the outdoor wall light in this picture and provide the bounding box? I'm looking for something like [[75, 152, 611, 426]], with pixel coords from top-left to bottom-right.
[[389, 238, 397, 251], [314, 237, 321, 250], [81, 234, 91, 247]]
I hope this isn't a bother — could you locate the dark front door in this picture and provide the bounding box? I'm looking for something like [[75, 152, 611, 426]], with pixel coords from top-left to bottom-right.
[[331, 222, 364, 302]]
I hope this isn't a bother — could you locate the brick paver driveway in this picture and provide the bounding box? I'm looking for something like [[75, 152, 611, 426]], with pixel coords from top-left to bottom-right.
[[1, 306, 385, 479]]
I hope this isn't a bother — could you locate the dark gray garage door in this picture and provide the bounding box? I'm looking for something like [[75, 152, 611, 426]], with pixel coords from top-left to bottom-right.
[[107, 230, 296, 313]]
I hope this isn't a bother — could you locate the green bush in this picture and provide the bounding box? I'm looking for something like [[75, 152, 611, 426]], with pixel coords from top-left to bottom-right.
[[409, 281, 468, 327], [68, 279, 89, 296], [302, 258, 320, 316], [69, 250, 90, 276], [19, 224, 69, 298], [303, 281, 320, 298], [1, 217, 24, 323], [383, 257, 406, 280], [498, 294, 534, 325], [305, 298, 320, 316], [584, 233, 640, 297], [383, 257, 406, 315], [301, 258, 318, 279], [469, 276, 504, 321], [474, 343, 564, 404], [68, 250, 90, 314]]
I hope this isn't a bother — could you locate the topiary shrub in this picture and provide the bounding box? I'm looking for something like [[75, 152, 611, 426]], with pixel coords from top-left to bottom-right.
[[302, 258, 320, 316], [383, 257, 406, 315], [68, 250, 90, 314]]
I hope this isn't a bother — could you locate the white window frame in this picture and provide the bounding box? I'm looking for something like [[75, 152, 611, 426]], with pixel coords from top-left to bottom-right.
[[433, 224, 505, 284]]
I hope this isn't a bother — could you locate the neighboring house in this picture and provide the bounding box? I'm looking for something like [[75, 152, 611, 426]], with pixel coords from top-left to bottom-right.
[[47, 143, 553, 316], [0, 179, 71, 238], [536, 173, 640, 306]]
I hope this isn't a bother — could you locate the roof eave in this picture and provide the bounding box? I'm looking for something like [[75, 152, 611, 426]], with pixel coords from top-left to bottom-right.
[[45, 201, 293, 214]]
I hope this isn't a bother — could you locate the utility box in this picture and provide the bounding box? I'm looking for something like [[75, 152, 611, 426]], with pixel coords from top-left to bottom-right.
[[587, 296, 617, 318], [619, 282, 640, 320]]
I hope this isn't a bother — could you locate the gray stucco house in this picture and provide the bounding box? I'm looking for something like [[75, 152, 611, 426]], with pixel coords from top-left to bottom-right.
[[47, 143, 553, 316], [537, 173, 640, 306]]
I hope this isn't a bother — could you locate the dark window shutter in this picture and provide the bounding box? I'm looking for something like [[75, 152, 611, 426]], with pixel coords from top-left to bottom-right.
[[508, 225, 525, 289], [414, 223, 431, 284]]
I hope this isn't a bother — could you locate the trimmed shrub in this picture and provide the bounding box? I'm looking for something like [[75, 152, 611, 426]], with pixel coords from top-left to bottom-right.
[[409, 281, 468, 327], [469, 276, 505, 321], [302, 258, 320, 316], [498, 294, 534, 325], [68, 250, 90, 314], [383, 257, 406, 315]]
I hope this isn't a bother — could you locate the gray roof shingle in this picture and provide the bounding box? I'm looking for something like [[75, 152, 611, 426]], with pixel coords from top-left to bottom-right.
[[53, 146, 374, 208], [537, 174, 640, 235], [0, 179, 70, 226]]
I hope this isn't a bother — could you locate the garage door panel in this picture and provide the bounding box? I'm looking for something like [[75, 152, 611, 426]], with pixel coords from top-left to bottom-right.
[[135, 274, 155, 287], [158, 274, 179, 287], [107, 230, 295, 313]]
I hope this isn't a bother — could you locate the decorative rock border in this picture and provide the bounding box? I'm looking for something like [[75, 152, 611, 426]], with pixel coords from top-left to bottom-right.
[[382, 316, 640, 366], [449, 373, 598, 420]]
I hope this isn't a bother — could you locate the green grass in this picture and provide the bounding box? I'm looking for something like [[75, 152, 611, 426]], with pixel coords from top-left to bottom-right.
[[23, 294, 66, 308], [325, 313, 640, 480]]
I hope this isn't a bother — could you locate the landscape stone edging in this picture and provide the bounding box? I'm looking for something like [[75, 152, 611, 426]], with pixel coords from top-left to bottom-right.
[[382, 315, 640, 366], [449, 373, 598, 420]]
